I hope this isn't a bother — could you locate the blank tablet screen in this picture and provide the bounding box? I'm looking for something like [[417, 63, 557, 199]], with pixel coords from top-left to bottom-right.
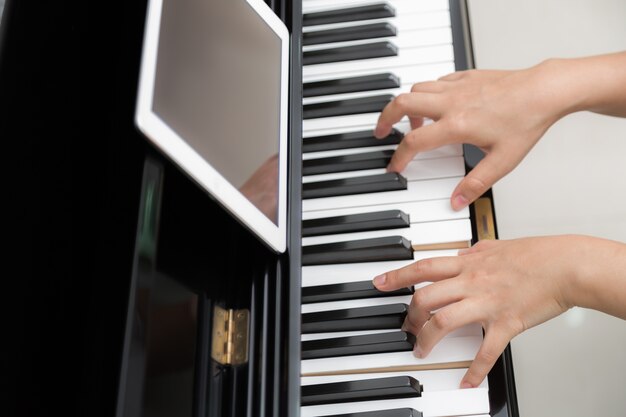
[[152, 0, 283, 224]]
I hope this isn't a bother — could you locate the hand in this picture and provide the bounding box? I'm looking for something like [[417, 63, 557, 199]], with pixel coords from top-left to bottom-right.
[[374, 63, 566, 211], [372, 236, 593, 388]]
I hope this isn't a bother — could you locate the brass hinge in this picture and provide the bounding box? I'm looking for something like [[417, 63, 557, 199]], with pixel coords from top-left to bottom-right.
[[211, 305, 250, 366], [474, 197, 496, 241]]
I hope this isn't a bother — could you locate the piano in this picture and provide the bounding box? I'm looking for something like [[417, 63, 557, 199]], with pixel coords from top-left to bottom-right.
[[0, 0, 518, 416]]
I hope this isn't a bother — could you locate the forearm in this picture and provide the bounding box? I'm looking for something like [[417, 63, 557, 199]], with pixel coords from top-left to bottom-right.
[[567, 236, 626, 320], [542, 52, 626, 119]]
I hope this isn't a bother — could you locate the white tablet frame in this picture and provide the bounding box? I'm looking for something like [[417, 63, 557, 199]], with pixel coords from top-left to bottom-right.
[[135, 0, 290, 253]]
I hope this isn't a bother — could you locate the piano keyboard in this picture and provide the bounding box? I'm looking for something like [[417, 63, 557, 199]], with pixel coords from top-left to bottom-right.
[[299, 1, 490, 416]]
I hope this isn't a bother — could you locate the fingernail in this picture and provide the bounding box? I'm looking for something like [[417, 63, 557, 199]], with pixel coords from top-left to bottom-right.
[[460, 381, 473, 389], [373, 274, 386, 287], [374, 125, 384, 138], [457, 248, 469, 255], [413, 344, 424, 359], [452, 194, 469, 211], [386, 162, 400, 173]]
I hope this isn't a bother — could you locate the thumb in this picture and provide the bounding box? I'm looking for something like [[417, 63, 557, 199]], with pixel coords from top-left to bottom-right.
[[451, 153, 507, 211]]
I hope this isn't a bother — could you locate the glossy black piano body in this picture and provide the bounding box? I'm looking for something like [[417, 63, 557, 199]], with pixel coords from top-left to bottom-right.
[[0, 0, 518, 416]]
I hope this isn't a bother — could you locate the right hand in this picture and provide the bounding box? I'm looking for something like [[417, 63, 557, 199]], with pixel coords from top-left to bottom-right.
[[374, 62, 566, 210]]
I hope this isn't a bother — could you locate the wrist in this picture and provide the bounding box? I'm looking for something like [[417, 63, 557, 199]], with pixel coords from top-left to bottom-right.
[[531, 58, 585, 121], [539, 53, 626, 118], [562, 235, 626, 319]]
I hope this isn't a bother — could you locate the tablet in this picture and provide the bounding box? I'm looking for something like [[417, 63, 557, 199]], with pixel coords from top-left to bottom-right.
[[136, 0, 290, 252]]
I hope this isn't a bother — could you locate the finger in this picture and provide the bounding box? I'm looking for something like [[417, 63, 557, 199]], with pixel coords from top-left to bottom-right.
[[410, 81, 445, 93], [413, 298, 479, 358], [403, 279, 467, 336], [438, 71, 466, 81], [373, 256, 462, 291], [386, 122, 455, 172], [374, 93, 444, 138], [409, 115, 424, 130], [460, 328, 510, 388], [457, 239, 500, 256], [450, 153, 508, 211]]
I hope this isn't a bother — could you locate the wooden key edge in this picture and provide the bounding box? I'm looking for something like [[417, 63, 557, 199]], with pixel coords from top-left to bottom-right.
[[474, 197, 496, 241], [411, 240, 470, 251], [301, 360, 473, 377]]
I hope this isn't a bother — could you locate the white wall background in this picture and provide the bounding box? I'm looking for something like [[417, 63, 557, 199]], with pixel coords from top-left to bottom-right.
[[467, 1, 626, 416]]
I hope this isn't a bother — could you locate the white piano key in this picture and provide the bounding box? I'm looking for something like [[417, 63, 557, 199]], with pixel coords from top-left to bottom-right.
[[303, 70, 449, 104], [301, 368, 488, 390], [302, 79, 442, 107], [301, 322, 483, 341], [303, 198, 468, 224], [303, 328, 394, 341], [302, 106, 434, 134], [302, 176, 462, 212], [300, 388, 490, 417], [303, 86, 403, 105], [302, 328, 393, 341], [302, 143, 462, 160], [303, 27, 452, 53], [302, 72, 448, 105], [302, 156, 466, 183], [302, 96, 449, 132], [303, 44, 454, 79], [304, 111, 383, 132], [301, 249, 458, 287], [302, 12, 451, 35], [303, 143, 397, 158], [302, 76, 432, 104], [301, 218, 471, 247], [303, 166, 383, 182], [302, 119, 412, 139], [301, 335, 481, 375], [302, 61, 456, 86], [302, 0, 449, 16], [302, 294, 412, 313], [302, 102, 436, 134]]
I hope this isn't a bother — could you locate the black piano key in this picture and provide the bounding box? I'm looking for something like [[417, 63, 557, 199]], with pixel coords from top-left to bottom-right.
[[301, 376, 422, 406], [303, 22, 397, 46], [302, 209, 409, 237], [303, 128, 403, 153], [303, 149, 394, 175], [303, 94, 394, 119], [303, 3, 396, 27], [303, 41, 398, 66], [302, 235, 413, 266], [301, 280, 413, 304], [302, 172, 407, 200], [302, 303, 408, 333], [303, 73, 400, 97], [302, 331, 415, 360], [318, 409, 423, 417]]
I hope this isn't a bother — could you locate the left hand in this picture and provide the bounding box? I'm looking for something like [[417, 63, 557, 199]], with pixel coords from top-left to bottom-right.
[[372, 236, 582, 388]]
